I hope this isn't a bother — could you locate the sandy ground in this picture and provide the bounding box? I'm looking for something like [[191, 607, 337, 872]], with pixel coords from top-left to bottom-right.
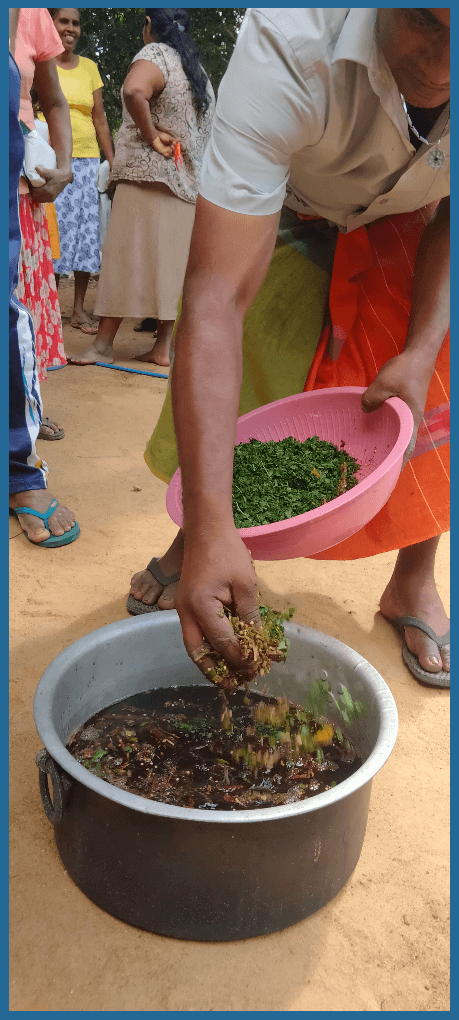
[[10, 279, 449, 1011]]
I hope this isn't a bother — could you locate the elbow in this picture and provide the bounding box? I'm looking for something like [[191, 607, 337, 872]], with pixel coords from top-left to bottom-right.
[[41, 93, 69, 119], [123, 85, 146, 103]]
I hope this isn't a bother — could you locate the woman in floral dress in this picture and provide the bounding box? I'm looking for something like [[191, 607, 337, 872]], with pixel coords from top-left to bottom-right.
[[68, 8, 215, 368]]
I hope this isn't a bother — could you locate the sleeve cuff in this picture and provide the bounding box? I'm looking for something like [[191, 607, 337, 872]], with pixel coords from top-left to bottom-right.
[[198, 142, 288, 217]]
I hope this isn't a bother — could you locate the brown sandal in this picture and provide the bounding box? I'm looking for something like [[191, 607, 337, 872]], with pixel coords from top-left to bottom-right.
[[126, 557, 181, 616], [38, 417, 65, 441]]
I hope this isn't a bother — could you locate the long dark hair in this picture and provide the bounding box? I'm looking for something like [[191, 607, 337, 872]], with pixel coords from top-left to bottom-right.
[[144, 8, 209, 114]]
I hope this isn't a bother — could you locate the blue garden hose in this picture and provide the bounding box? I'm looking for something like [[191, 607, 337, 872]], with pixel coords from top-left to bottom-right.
[[47, 362, 168, 380]]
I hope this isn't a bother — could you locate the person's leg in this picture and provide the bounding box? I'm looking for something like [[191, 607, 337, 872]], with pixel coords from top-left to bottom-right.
[[9, 296, 76, 542], [134, 317, 158, 333], [8, 61, 74, 543], [379, 536, 450, 673], [71, 270, 98, 332], [134, 319, 175, 366], [54, 272, 60, 288], [129, 529, 184, 609], [67, 316, 122, 365]]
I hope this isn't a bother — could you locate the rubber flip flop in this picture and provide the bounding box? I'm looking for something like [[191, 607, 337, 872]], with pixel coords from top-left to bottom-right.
[[38, 417, 65, 441], [389, 615, 450, 689], [10, 499, 80, 548], [126, 556, 180, 615], [133, 318, 158, 333], [71, 321, 98, 335]]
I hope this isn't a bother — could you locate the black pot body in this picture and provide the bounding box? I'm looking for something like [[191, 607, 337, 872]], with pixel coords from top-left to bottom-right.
[[51, 772, 371, 940]]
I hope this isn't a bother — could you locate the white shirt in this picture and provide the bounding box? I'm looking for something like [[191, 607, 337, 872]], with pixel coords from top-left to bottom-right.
[[199, 8, 450, 231]]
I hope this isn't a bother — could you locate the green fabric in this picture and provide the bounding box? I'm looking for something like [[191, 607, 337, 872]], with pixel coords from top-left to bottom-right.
[[144, 244, 331, 484]]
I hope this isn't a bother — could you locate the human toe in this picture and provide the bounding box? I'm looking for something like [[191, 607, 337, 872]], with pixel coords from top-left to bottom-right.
[[40, 421, 59, 437], [405, 628, 446, 673], [47, 504, 75, 536], [156, 581, 179, 610], [441, 644, 450, 672], [28, 523, 52, 543], [129, 569, 161, 604]]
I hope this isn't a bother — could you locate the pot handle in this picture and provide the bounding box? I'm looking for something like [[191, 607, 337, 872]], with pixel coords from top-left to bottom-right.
[[35, 749, 72, 824]]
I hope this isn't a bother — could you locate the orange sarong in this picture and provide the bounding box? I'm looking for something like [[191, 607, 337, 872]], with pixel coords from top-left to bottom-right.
[[45, 203, 60, 261], [305, 205, 450, 560]]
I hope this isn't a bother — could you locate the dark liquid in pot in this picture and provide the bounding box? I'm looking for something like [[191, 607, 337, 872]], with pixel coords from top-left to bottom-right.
[[67, 686, 362, 811]]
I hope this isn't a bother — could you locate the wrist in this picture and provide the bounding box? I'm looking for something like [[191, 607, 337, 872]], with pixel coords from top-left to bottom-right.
[[138, 126, 158, 145], [399, 347, 436, 376], [182, 501, 237, 540], [56, 163, 72, 178]]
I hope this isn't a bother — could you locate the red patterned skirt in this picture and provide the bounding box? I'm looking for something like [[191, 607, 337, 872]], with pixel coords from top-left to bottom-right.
[[17, 195, 66, 382]]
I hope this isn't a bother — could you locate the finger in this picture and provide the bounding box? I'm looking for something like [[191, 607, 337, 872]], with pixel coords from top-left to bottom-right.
[[179, 597, 259, 682], [361, 385, 387, 414], [178, 603, 249, 690], [34, 165, 51, 180], [232, 574, 261, 630], [402, 427, 417, 469]]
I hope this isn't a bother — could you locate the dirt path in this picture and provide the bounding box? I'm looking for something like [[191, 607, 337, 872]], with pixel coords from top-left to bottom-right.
[[10, 280, 449, 1011]]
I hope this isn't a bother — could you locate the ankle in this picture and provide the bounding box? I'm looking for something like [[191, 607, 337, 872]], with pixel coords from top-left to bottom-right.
[[388, 571, 436, 600]]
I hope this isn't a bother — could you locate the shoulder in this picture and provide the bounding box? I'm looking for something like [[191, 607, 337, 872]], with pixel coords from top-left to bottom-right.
[[133, 42, 170, 64], [132, 42, 178, 80], [79, 56, 104, 88], [79, 56, 99, 74], [18, 7, 63, 60], [242, 8, 349, 72]]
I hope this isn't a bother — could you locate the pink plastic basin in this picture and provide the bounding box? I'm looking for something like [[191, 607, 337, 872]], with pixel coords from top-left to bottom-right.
[[166, 387, 413, 561]]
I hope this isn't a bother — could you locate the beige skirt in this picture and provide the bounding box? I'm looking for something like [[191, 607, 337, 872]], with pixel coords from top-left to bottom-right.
[[94, 180, 196, 320]]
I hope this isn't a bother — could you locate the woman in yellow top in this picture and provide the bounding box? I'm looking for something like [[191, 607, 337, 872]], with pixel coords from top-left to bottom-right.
[[49, 9, 114, 334]]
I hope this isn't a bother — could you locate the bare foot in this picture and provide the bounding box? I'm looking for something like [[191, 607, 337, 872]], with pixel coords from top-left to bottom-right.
[[71, 313, 98, 335], [67, 340, 114, 366], [380, 580, 450, 674], [10, 490, 76, 544], [38, 416, 63, 438], [134, 340, 170, 367], [130, 532, 184, 609]]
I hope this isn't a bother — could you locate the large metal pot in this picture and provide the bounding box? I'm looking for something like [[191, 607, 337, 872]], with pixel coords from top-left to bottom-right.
[[33, 613, 398, 941]]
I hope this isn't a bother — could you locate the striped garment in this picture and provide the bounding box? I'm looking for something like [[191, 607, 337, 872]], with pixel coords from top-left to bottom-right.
[[9, 52, 47, 493], [305, 204, 449, 559]]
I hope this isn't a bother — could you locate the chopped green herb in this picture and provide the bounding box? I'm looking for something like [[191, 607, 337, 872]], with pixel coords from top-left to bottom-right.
[[232, 436, 360, 527], [303, 678, 332, 721], [92, 749, 107, 762]]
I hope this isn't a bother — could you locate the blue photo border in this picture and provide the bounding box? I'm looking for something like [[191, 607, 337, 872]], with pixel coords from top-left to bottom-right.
[[6, 5, 453, 1017]]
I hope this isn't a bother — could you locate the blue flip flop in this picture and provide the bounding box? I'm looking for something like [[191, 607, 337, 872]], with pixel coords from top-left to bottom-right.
[[10, 498, 80, 548]]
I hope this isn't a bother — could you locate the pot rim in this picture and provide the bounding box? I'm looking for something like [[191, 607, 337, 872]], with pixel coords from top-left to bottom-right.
[[33, 614, 398, 824]]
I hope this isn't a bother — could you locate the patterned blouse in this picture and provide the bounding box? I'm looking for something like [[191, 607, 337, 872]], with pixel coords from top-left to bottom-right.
[[109, 42, 215, 204]]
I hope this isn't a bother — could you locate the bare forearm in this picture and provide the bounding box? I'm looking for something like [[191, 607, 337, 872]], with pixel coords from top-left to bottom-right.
[[172, 200, 279, 536], [123, 91, 158, 146], [404, 197, 450, 366], [93, 116, 114, 165], [40, 97, 72, 171], [172, 287, 243, 533]]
